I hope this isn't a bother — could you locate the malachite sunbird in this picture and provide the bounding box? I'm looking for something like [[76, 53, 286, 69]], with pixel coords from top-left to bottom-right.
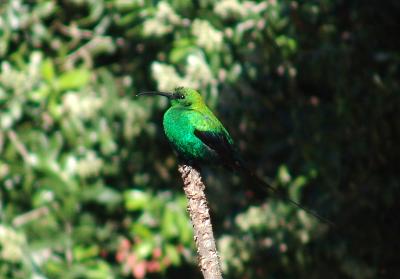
[[138, 87, 333, 225]]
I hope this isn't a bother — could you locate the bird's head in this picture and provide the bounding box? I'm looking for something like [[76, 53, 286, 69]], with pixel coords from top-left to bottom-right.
[[137, 87, 204, 108]]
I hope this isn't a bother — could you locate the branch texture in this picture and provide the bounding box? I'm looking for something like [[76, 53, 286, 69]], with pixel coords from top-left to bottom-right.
[[178, 165, 223, 279]]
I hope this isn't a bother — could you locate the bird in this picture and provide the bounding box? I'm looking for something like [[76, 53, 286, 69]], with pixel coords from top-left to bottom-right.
[[137, 87, 333, 226]]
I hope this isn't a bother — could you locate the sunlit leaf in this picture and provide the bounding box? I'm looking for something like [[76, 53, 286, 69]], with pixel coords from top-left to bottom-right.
[[57, 69, 90, 90], [124, 190, 150, 211]]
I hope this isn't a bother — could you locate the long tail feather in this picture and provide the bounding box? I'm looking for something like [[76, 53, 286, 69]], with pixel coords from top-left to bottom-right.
[[237, 163, 335, 227]]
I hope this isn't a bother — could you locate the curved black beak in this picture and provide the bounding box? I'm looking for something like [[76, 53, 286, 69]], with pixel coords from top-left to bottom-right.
[[137, 91, 173, 98]]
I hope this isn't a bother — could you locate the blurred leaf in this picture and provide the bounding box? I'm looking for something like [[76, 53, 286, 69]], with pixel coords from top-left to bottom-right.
[[289, 176, 308, 202], [278, 165, 291, 185], [41, 59, 55, 82], [82, 184, 122, 209], [124, 190, 150, 211], [170, 39, 198, 63], [165, 244, 180, 266], [130, 223, 153, 239], [134, 240, 153, 260], [73, 245, 99, 261], [57, 69, 90, 90], [161, 206, 179, 238]]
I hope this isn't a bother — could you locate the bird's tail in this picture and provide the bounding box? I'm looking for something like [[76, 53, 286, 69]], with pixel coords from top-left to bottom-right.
[[237, 163, 335, 227]]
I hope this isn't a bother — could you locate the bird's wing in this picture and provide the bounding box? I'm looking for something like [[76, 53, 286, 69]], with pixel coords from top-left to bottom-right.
[[194, 129, 240, 167]]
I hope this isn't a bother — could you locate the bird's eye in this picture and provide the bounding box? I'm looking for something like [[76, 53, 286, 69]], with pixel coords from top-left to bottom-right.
[[172, 92, 185, 100]]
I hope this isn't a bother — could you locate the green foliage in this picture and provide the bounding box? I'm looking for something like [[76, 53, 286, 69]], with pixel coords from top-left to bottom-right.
[[1, 0, 399, 278]]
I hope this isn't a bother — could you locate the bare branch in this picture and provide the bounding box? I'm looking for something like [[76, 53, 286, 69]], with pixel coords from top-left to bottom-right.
[[178, 164, 223, 279], [12, 203, 59, 227], [12, 206, 50, 227], [7, 131, 30, 162]]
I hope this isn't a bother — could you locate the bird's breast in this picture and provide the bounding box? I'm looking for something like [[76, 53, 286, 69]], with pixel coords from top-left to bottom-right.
[[163, 108, 213, 161]]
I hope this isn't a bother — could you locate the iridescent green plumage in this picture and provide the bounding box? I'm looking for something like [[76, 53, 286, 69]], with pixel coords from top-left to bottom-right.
[[162, 88, 236, 165], [138, 87, 333, 226]]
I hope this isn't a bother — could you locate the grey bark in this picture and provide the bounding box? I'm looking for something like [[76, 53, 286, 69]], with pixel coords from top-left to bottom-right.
[[178, 164, 223, 279]]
